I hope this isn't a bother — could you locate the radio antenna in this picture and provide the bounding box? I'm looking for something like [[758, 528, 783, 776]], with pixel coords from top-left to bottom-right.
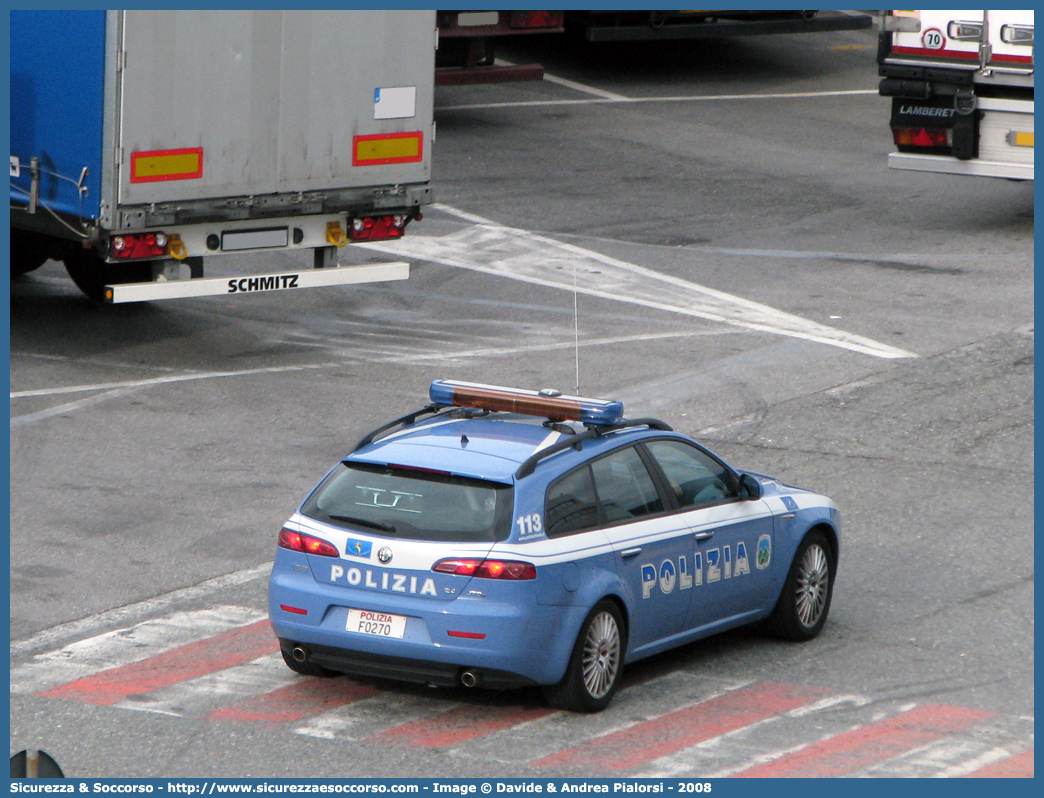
[[573, 258, 581, 395]]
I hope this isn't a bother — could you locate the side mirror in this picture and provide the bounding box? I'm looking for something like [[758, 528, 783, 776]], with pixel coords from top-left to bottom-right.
[[739, 473, 762, 500]]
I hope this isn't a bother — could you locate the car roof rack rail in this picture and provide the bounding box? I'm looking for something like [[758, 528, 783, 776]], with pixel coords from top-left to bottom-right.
[[353, 403, 451, 452], [515, 417, 672, 479]]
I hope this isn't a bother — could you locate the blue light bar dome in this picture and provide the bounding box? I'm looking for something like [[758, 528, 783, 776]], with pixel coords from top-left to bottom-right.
[[429, 379, 624, 426]]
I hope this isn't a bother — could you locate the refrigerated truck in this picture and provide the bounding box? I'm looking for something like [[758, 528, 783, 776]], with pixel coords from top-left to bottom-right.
[[10, 9, 435, 302], [878, 10, 1034, 181], [435, 10, 565, 85], [565, 10, 873, 42]]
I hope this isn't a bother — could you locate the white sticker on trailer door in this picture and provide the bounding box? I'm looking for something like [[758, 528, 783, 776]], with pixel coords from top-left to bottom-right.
[[374, 87, 417, 120]]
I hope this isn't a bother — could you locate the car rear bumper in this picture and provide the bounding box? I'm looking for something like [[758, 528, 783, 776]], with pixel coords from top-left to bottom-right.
[[277, 640, 538, 689]]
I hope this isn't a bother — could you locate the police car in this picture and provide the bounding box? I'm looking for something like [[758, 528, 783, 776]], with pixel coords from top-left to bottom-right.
[[268, 380, 840, 712]]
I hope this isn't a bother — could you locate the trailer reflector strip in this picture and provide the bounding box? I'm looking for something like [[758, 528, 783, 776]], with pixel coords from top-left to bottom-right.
[[891, 45, 1034, 64], [130, 148, 204, 183], [353, 132, 424, 166], [1008, 131, 1034, 148], [105, 262, 410, 304]]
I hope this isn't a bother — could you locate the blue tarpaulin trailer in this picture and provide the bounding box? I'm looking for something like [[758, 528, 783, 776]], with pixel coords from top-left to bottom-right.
[[10, 9, 434, 302]]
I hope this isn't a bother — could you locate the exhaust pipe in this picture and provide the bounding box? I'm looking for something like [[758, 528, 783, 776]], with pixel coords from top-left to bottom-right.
[[460, 670, 479, 688], [291, 646, 308, 663]]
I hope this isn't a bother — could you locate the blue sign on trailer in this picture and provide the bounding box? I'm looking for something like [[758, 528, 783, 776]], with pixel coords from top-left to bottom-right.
[[10, 10, 107, 220]]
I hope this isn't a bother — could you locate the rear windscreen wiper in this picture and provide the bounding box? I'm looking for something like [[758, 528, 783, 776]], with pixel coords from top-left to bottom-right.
[[327, 515, 396, 533]]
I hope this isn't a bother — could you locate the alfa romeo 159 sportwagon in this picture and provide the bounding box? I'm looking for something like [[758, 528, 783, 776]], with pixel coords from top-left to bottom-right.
[[268, 380, 840, 712]]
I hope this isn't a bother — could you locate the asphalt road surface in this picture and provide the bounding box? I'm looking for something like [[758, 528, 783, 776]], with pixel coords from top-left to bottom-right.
[[9, 21, 1033, 780]]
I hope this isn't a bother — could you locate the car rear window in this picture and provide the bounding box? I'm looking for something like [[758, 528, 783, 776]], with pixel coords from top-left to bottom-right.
[[301, 462, 514, 543]]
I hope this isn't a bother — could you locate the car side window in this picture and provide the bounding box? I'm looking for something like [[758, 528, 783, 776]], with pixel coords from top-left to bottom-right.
[[590, 446, 664, 523], [644, 440, 737, 509], [545, 466, 601, 538]]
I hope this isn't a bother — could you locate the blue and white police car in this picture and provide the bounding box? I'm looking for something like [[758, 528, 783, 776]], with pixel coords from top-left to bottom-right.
[[268, 380, 840, 712]]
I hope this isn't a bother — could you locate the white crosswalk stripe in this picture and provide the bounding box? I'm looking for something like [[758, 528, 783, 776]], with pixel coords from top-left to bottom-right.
[[10, 605, 1034, 777], [10, 605, 266, 695]]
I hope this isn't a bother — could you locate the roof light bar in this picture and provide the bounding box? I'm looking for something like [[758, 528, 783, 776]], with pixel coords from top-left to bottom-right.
[[429, 379, 624, 425]]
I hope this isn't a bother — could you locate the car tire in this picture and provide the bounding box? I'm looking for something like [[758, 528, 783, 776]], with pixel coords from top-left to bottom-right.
[[280, 646, 339, 678], [767, 529, 835, 641], [543, 599, 625, 713]]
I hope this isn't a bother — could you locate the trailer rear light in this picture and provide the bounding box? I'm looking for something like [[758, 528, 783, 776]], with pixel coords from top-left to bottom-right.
[[1000, 24, 1034, 45], [349, 215, 407, 242], [947, 21, 983, 41], [278, 528, 340, 557], [893, 127, 951, 149], [509, 11, 565, 29], [429, 378, 625, 425], [433, 558, 537, 580], [110, 232, 169, 260]]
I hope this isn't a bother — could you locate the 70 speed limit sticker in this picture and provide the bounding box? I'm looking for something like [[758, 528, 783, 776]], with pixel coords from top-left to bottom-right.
[[922, 28, 945, 50]]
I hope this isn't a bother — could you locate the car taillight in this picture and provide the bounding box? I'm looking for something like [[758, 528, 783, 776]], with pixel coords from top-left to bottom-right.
[[433, 558, 537, 580], [509, 11, 564, 29], [278, 528, 339, 557], [110, 232, 169, 260], [893, 127, 951, 149], [349, 215, 407, 242]]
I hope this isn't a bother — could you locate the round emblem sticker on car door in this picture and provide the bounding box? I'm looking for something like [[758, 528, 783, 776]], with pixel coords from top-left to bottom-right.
[[378, 547, 393, 564], [756, 535, 772, 569]]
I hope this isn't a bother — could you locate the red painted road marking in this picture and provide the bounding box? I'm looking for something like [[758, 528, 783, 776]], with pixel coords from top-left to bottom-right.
[[532, 681, 830, 771], [964, 748, 1034, 778], [210, 678, 380, 726], [733, 703, 997, 777], [372, 703, 555, 748], [39, 620, 279, 705]]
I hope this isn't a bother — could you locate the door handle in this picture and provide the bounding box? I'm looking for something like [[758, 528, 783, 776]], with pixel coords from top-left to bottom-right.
[[694, 530, 715, 541], [620, 547, 643, 558]]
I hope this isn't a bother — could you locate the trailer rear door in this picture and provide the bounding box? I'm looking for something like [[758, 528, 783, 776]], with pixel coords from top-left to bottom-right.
[[115, 10, 434, 206], [888, 10, 1034, 69]]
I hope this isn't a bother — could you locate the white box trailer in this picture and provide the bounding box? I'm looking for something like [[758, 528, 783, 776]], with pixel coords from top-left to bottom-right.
[[10, 10, 435, 302], [878, 10, 1034, 181]]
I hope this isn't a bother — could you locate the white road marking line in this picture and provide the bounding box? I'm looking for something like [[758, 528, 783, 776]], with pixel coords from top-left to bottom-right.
[[10, 350, 187, 373], [359, 204, 916, 360], [10, 386, 143, 428], [635, 693, 871, 778], [438, 88, 877, 112], [11, 563, 272, 657], [10, 606, 266, 695], [860, 738, 1013, 778], [10, 363, 332, 400], [934, 745, 1025, 778], [492, 59, 630, 101], [116, 653, 295, 718], [293, 690, 462, 742], [372, 329, 727, 364], [539, 71, 631, 101]]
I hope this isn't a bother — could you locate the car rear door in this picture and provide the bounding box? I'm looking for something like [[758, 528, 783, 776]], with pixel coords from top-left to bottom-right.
[[587, 445, 694, 655]]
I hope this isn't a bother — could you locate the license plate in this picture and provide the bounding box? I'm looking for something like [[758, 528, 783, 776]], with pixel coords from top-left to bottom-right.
[[458, 12, 498, 27], [221, 227, 289, 252], [346, 609, 407, 639]]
